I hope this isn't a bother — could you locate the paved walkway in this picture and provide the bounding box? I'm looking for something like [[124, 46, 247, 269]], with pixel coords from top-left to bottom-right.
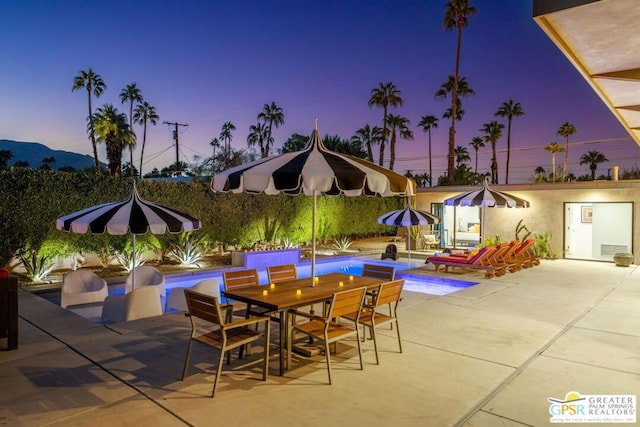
[[1, 258, 639, 426]]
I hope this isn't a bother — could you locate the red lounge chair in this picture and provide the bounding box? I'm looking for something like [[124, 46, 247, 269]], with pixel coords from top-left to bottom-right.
[[426, 246, 497, 278]]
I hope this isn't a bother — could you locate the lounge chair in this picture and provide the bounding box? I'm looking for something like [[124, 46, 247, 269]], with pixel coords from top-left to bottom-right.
[[166, 279, 222, 313], [61, 270, 108, 309], [426, 246, 497, 278], [125, 266, 166, 298], [101, 286, 163, 323], [510, 239, 538, 268], [381, 244, 397, 261]]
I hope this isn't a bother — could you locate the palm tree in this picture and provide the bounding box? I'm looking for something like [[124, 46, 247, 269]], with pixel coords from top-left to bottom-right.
[[557, 122, 577, 181], [0, 149, 13, 168], [480, 120, 504, 184], [368, 82, 404, 167], [91, 104, 135, 177], [280, 133, 309, 153], [219, 121, 236, 158], [454, 145, 470, 167], [495, 100, 524, 184], [544, 142, 564, 183], [247, 122, 269, 159], [443, 0, 477, 184], [257, 102, 284, 158], [579, 150, 608, 180], [72, 68, 106, 174], [133, 101, 158, 178], [210, 137, 221, 158], [385, 114, 413, 171], [352, 125, 383, 163], [119, 83, 143, 176], [469, 136, 484, 173], [417, 115, 438, 187], [435, 75, 474, 183], [534, 165, 546, 183]]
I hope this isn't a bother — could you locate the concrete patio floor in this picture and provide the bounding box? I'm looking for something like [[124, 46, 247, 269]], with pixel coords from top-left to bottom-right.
[[1, 257, 639, 426]]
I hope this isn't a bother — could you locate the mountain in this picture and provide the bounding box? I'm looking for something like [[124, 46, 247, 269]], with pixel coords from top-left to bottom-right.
[[0, 139, 106, 170]]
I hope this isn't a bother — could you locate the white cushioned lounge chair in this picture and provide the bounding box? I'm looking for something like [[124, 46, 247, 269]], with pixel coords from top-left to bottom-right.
[[61, 270, 108, 309]]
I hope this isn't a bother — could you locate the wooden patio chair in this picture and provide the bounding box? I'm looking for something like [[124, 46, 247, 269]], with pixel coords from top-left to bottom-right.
[[342, 279, 404, 364], [181, 289, 270, 398], [288, 287, 367, 384], [362, 264, 395, 281], [266, 264, 297, 284], [223, 268, 272, 320]]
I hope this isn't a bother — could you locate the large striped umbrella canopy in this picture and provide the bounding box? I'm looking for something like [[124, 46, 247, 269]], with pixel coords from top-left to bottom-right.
[[212, 121, 415, 282], [444, 178, 529, 245], [378, 205, 440, 261], [56, 185, 201, 289]]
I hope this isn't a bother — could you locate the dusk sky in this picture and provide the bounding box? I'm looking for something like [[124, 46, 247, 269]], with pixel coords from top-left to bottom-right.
[[1, 0, 637, 183]]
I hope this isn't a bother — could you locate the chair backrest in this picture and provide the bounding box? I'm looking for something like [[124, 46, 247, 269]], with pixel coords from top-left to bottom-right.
[[62, 269, 106, 292], [373, 279, 404, 307], [223, 269, 259, 290], [125, 266, 166, 295], [328, 287, 366, 320], [362, 264, 395, 281], [124, 286, 163, 321], [184, 289, 225, 326], [166, 279, 221, 313], [267, 264, 297, 284], [384, 244, 397, 255]]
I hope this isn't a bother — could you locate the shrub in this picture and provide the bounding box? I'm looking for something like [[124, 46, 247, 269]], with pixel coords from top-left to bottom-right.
[[168, 232, 205, 267]]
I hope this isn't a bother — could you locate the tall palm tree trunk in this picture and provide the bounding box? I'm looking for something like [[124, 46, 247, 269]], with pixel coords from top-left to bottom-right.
[[366, 142, 373, 163], [474, 148, 478, 173], [492, 142, 498, 184], [562, 138, 569, 181], [448, 24, 463, 185], [139, 121, 147, 177], [87, 91, 100, 175], [505, 119, 512, 184], [552, 154, 556, 182], [129, 103, 135, 176], [428, 130, 433, 187], [380, 106, 388, 167], [389, 132, 397, 171]]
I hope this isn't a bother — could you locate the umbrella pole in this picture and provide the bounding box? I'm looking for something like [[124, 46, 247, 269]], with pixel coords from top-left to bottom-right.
[[407, 226, 411, 262], [311, 190, 316, 287], [453, 206, 457, 249], [131, 234, 136, 291], [481, 206, 486, 246]]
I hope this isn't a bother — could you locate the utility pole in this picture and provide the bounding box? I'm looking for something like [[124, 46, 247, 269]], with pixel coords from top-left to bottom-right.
[[163, 121, 188, 175]]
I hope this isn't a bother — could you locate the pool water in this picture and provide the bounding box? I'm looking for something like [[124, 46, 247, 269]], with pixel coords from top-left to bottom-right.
[[39, 255, 478, 322]]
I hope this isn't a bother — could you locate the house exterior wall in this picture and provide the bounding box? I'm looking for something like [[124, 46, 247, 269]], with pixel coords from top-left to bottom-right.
[[415, 180, 639, 263]]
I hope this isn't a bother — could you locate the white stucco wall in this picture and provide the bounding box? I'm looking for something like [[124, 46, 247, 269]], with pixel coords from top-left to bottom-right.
[[415, 180, 640, 263]]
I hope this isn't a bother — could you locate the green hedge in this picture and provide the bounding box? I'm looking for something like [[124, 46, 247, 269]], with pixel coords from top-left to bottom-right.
[[0, 169, 403, 266]]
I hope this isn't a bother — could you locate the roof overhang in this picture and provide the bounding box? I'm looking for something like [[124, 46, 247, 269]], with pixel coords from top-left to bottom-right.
[[534, 0, 640, 147]]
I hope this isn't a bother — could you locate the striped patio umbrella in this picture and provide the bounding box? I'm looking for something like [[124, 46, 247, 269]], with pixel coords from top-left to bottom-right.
[[378, 205, 440, 260], [444, 178, 529, 245], [56, 185, 201, 289], [212, 120, 415, 283]]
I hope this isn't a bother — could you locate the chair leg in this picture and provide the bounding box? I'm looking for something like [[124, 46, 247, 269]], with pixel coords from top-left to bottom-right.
[[370, 325, 379, 365], [356, 328, 364, 370], [395, 319, 403, 353], [212, 348, 226, 398], [263, 320, 270, 381], [324, 339, 332, 385], [181, 339, 194, 380]]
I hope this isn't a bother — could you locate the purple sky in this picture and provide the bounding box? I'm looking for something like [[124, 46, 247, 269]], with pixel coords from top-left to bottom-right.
[[1, 0, 637, 182]]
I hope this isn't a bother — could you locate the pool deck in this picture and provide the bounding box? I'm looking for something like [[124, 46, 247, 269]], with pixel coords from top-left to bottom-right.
[[1, 245, 639, 425]]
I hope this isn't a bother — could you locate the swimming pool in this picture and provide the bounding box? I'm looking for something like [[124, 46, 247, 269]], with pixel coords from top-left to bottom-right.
[[151, 255, 477, 297], [40, 255, 478, 322]]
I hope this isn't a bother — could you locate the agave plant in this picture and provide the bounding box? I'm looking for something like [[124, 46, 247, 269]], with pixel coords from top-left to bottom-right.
[[169, 233, 205, 267], [114, 249, 145, 272], [18, 249, 56, 283], [332, 236, 353, 252], [282, 237, 297, 248]]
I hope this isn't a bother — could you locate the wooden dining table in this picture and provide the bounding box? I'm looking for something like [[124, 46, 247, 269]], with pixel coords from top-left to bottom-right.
[[221, 272, 386, 376]]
